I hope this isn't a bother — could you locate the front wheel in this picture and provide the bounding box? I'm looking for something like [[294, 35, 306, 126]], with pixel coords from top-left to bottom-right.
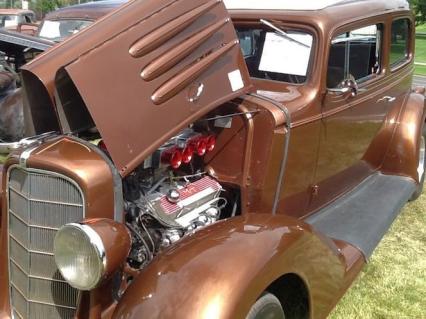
[[246, 293, 285, 319], [410, 126, 426, 201]]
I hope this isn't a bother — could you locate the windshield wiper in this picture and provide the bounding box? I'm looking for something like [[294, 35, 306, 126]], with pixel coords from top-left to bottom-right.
[[260, 19, 310, 49]]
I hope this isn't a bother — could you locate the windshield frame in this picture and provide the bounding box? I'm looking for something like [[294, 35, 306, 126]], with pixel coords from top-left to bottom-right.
[[234, 20, 317, 86]]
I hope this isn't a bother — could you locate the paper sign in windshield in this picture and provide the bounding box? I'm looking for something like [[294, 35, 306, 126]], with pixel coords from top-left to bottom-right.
[[39, 20, 61, 39], [259, 32, 313, 77]]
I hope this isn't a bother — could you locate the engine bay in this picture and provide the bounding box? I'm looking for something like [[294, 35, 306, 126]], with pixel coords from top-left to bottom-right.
[[115, 124, 240, 270]]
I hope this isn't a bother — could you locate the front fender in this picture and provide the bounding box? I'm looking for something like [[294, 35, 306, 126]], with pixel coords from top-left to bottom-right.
[[381, 92, 426, 181], [113, 214, 346, 319]]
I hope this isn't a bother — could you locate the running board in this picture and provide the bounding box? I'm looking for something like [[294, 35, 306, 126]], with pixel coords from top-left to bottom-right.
[[306, 173, 416, 260]]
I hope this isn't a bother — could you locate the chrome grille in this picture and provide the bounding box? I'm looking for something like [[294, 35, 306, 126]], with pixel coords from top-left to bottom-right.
[[7, 167, 84, 319]]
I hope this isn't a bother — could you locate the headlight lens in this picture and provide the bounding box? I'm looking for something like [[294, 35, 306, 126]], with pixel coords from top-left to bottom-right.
[[54, 223, 106, 290]]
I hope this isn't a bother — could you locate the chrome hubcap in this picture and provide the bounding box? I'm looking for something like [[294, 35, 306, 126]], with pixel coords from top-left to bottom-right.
[[417, 136, 425, 181]]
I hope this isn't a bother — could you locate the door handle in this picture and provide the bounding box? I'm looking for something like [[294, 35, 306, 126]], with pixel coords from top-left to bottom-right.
[[377, 96, 396, 103]]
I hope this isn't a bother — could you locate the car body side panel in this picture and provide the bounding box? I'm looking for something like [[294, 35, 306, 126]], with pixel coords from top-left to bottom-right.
[[112, 214, 357, 319], [381, 91, 426, 181]]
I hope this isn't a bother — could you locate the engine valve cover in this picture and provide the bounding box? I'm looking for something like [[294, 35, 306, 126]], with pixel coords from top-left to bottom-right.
[[148, 176, 222, 228]]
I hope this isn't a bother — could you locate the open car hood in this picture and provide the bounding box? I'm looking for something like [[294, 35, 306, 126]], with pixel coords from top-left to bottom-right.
[[21, 0, 252, 176], [0, 29, 54, 53]]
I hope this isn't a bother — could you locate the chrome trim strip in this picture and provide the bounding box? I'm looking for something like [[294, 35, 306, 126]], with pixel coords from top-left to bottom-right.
[[70, 136, 124, 222], [0, 132, 58, 154], [12, 309, 23, 319], [18, 146, 38, 168]]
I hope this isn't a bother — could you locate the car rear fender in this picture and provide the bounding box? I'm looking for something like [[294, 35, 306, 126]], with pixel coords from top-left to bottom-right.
[[381, 91, 426, 182], [112, 214, 346, 319]]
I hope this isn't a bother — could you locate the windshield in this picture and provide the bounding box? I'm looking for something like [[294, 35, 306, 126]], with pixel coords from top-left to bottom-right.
[[39, 19, 92, 41], [236, 26, 313, 84], [0, 15, 19, 28]]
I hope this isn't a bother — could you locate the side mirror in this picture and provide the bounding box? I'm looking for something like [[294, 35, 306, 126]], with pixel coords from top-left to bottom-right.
[[327, 79, 359, 99]]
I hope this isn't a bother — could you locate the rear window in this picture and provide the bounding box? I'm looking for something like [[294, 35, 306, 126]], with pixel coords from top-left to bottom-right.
[[390, 18, 411, 67], [236, 27, 313, 84]]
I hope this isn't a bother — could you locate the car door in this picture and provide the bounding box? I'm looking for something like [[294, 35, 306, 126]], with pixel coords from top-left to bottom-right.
[[309, 21, 395, 212]]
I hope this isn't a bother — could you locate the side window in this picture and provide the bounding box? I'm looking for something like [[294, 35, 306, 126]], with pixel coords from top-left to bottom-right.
[[390, 18, 410, 67], [238, 30, 257, 58], [327, 24, 382, 88]]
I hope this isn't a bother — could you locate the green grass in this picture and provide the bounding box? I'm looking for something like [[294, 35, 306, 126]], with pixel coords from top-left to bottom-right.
[[416, 37, 426, 61], [330, 192, 426, 319], [416, 24, 426, 33], [415, 64, 426, 76], [415, 25, 426, 75]]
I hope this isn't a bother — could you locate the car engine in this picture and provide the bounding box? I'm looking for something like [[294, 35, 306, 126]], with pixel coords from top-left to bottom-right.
[[120, 127, 227, 269]]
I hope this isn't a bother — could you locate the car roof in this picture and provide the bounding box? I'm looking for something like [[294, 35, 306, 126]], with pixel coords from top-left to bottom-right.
[[0, 9, 34, 15], [44, 0, 128, 21], [224, 0, 409, 11], [228, 0, 411, 35]]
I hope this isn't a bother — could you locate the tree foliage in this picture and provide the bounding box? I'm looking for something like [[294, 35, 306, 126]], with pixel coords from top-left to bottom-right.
[[26, 0, 92, 18], [35, 0, 61, 15], [410, 0, 426, 25]]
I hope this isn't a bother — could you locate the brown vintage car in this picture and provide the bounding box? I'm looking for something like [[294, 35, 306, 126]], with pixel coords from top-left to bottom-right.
[[0, 0, 424, 318], [37, 0, 128, 42]]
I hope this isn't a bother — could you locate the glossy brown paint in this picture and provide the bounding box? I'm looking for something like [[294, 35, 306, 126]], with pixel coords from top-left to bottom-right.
[[205, 96, 285, 215], [82, 219, 131, 283], [381, 91, 426, 180], [0, 136, 118, 319], [230, 3, 422, 219], [0, 1, 424, 319], [309, 13, 418, 212], [112, 214, 362, 319], [21, 0, 252, 176], [26, 137, 117, 220]]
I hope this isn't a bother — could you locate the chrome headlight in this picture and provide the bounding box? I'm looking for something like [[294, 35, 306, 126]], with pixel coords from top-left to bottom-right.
[[54, 219, 132, 291], [54, 223, 106, 290]]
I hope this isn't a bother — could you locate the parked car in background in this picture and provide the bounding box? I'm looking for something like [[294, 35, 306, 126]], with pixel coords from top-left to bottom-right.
[[0, 9, 35, 30], [38, 0, 128, 41], [0, 0, 127, 142], [0, 0, 424, 319]]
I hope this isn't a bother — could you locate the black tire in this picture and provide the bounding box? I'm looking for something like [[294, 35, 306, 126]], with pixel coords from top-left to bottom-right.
[[410, 126, 426, 201], [246, 293, 285, 319]]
